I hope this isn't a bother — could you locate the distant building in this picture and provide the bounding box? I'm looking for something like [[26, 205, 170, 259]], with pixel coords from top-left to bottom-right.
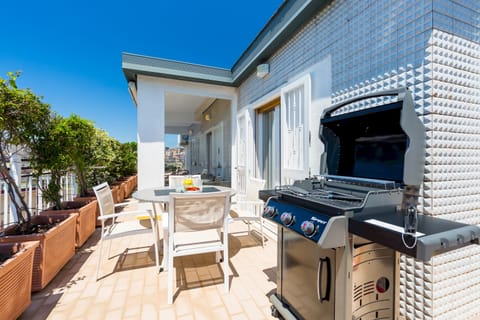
[[165, 147, 185, 172]]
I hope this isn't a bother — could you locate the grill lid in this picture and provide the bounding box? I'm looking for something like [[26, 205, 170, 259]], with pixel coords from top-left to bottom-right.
[[319, 88, 425, 186]]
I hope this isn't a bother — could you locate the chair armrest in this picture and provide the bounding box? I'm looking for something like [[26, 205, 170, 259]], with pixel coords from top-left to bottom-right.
[[234, 200, 264, 207], [114, 202, 130, 208], [231, 200, 265, 217], [98, 210, 154, 220]]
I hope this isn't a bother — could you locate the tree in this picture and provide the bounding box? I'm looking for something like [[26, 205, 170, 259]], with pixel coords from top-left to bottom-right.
[[57, 115, 97, 197], [0, 72, 52, 223], [117, 142, 137, 177], [86, 127, 117, 187], [29, 115, 72, 210], [104, 140, 137, 182]]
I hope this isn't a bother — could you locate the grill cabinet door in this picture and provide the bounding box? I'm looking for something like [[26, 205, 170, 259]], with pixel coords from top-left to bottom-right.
[[352, 243, 396, 319], [280, 228, 336, 319]]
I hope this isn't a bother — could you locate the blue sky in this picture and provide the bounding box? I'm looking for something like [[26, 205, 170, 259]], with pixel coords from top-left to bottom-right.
[[0, 0, 283, 146]]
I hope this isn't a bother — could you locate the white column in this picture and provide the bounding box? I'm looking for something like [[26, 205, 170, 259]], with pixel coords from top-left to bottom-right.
[[137, 76, 166, 189], [3, 182, 9, 226], [230, 95, 238, 191], [27, 175, 33, 213]]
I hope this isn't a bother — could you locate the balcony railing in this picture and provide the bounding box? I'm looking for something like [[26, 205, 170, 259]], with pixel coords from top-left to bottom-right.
[[0, 172, 77, 229]]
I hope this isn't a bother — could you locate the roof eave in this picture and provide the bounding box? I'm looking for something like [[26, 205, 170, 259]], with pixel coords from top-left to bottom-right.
[[231, 0, 332, 85], [122, 0, 333, 87], [122, 53, 235, 86]]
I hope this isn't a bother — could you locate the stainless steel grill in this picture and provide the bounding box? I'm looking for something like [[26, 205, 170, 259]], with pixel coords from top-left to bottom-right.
[[260, 88, 480, 320]]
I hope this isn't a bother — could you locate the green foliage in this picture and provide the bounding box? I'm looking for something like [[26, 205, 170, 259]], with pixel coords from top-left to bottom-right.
[[0, 72, 52, 147], [57, 115, 97, 197], [107, 141, 137, 181], [85, 128, 118, 187], [165, 164, 178, 173], [29, 115, 73, 209], [0, 72, 53, 221], [118, 142, 137, 176], [1, 71, 137, 213]]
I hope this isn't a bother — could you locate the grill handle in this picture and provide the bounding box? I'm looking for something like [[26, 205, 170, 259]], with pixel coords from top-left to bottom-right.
[[317, 257, 331, 302]]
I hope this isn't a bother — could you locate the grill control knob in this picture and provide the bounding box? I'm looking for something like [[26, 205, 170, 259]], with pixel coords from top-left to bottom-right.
[[264, 206, 277, 218], [280, 212, 294, 226], [301, 221, 316, 237]]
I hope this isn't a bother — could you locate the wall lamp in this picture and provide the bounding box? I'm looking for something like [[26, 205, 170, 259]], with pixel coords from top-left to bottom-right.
[[128, 81, 138, 106], [202, 101, 215, 121], [256, 63, 270, 78]]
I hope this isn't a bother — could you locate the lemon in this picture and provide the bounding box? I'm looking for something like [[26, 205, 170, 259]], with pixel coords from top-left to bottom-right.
[[183, 178, 193, 186]]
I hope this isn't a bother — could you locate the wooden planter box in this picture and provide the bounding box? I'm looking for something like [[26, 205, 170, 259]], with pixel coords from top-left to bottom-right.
[[110, 184, 124, 204], [120, 179, 130, 199], [126, 175, 138, 198], [75, 195, 101, 227], [0, 214, 76, 292], [41, 200, 97, 248], [111, 175, 137, 201], [0, 241, 39, 319]]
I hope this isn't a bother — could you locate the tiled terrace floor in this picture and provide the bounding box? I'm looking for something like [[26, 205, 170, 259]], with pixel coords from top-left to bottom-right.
[[20, 200, 278, 320]]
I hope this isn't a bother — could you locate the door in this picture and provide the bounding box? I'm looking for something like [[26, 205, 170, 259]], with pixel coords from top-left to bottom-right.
[[257, 100, 281, 189], [206, 132, 212, 174], [212, 123, 224, 177], [281, 227, 336, 319], [236, 110, 254, 194]]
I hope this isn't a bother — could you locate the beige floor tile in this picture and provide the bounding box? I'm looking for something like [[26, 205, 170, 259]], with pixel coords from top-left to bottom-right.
[[21, 200, 278, 320], [104, 309, 124, 320], [240, 299, 266, 320], [141, 303, 158, 319]]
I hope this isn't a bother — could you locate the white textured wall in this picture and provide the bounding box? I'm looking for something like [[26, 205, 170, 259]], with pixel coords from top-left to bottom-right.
[[238, 0, 480, 318]]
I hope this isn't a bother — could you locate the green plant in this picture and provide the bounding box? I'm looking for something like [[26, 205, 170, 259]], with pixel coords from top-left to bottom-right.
[[0, 72, 52, 223], [117, 142, 137, 177], [107, 141, 137, 181], [57, 115, 98, 197], [86, 128, 118, 187], [30, 115, 72, 210]]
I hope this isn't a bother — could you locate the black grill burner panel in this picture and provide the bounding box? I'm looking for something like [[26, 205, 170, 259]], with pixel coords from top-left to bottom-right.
[[275, 184, 363, 213], [274, 177, 403, 216]]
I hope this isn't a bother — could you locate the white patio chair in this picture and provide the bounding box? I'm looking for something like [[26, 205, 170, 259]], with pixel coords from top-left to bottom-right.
[[167, 190, 231, 304], [93, 182, 160, 280], [168, 174, 202, 188], [229, 177, 266, 247]]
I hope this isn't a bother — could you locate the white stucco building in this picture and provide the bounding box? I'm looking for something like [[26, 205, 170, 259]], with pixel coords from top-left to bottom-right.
[[123, 0, 480, 318]]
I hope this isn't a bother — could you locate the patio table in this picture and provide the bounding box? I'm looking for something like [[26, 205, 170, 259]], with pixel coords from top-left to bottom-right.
[[132, 186, 235, 270]]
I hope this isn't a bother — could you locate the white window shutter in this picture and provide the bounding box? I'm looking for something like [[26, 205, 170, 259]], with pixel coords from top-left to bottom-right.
[[236, 111, 248, 194], [212, 122, 224, 177], [281, 75, 311, 184]]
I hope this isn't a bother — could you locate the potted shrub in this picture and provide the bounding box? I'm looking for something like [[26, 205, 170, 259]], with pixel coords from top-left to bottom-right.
[[74, 189, 102, 228], [0, 214, 76, 291], [0, 241, 39, 319], [116, 142, 138, 198], [76, 127, 118, 225], [31, 115, 97, 248], [108, 141, 138, 201], [0, 71, 51, 226], [40, 200, 96, 248], [0, 72, 77, 291]]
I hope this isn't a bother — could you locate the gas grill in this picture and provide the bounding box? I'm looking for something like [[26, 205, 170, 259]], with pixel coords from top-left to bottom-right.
[[260, 88, 480, 320]]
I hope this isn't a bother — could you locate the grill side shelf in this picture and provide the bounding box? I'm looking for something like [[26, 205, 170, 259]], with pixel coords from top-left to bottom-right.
[[349, 211, 480, 261]]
